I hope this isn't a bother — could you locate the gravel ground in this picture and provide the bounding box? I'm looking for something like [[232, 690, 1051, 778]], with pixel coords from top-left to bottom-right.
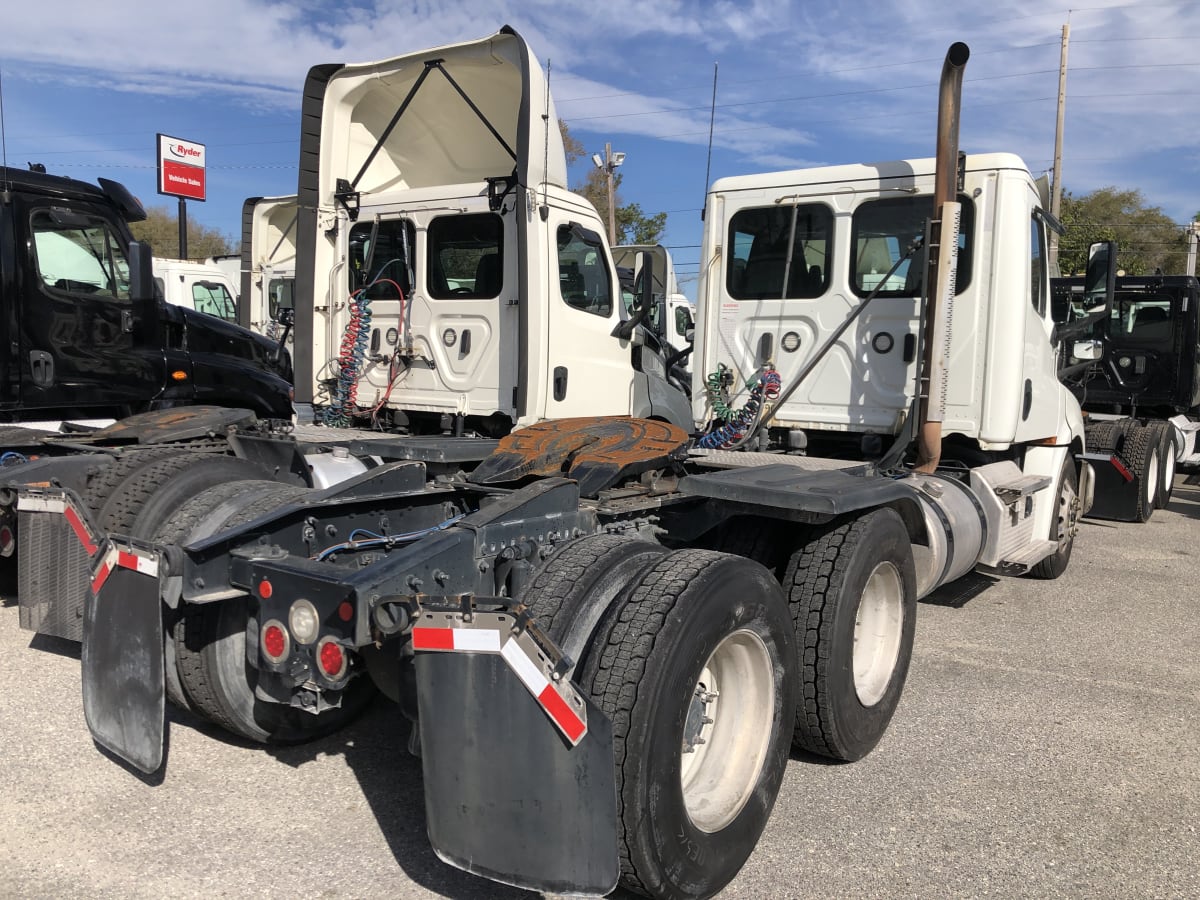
[[1, 480, 1197, 899]]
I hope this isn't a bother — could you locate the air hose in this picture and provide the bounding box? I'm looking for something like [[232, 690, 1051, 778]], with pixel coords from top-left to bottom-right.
[[698, 364, 781, 449]]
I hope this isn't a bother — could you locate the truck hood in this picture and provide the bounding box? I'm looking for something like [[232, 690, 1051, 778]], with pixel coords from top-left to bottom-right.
[[180, 308, 293, 383]]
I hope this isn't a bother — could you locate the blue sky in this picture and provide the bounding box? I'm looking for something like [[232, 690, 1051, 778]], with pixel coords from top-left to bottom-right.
[[2, 0, 1196, 296]]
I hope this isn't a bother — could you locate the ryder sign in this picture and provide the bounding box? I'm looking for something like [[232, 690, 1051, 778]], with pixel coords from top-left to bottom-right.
[[157, 134, 206, 201]]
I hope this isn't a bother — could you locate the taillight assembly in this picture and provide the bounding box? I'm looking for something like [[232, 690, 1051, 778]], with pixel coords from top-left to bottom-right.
[[261, 619, 290, 664], [317, 636, 348, 680]]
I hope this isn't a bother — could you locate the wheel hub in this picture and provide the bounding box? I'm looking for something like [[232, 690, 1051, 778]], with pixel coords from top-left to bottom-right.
[[679, 629, 774, 833], [852, 562, 904, 707]]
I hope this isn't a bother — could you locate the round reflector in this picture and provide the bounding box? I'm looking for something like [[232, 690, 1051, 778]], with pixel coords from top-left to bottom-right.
[[258, 579, 273, 599], [337, 601, 354, 622]]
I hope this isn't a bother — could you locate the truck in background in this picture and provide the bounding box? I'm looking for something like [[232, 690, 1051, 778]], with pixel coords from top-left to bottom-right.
[[614, 242, 696, 375], [153, 257, 239, 322], [236, 195, 298, 341], [13, 31, 1120, 900], [1055, 270, 1200, 521]]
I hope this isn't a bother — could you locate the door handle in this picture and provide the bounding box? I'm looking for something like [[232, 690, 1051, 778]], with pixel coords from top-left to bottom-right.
[[29, 350, 54, 388], [121, 310, 134, 333]]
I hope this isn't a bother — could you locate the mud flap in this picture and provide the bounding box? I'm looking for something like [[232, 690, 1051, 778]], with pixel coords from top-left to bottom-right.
[[81, 541, 165, 774], [1080, 450, 1139, 521], [415, 650, 619, 896]]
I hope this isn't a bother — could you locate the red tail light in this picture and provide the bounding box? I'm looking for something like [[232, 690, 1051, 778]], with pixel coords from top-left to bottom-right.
[[261, 619, 289, 663], [317, 637, 347, 679]]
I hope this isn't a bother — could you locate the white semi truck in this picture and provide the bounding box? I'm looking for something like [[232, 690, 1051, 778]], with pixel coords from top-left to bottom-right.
[[11, 29, 1115, 900], [235, 194, 298, 341]]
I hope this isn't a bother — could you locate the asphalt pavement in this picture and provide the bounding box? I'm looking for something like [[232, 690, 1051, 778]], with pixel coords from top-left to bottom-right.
[[1, 481, 1197, 899]]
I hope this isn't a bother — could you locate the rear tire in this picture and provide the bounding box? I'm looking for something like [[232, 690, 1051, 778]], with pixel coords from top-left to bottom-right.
[[1143, 421, 1176, 509], [1125, 425, 1159, 522], [580, 549, 796, 900], [1029, 456, 1079, 580], [783, 508, 917, 761], [519, 533, 666, 666]]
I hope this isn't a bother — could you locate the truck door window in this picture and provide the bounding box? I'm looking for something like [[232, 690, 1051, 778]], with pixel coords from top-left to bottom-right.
[[268, 277, 295, 319], [1030, 217, 1047, 315], [557, 225, 613, 317], [727, 204, 832, 300], [675, 305, 693, 337], [348, 218, 417, 301], [426, 213, 503, 299], [850, 195, 975, 297], [1113, 293, 1173, 344], [192, 281, 237, 321], [31, 211, 131, 300]]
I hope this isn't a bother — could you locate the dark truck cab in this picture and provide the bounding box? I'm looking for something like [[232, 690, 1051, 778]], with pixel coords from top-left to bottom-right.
[[1055, 274, 1200, 416], [0, 167, 292, 422], [1054, 272, 1200, 520]]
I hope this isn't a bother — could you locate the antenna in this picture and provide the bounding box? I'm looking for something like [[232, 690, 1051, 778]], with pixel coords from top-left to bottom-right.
[[0, 64, 10, 191], [542, 58, 551, 215], [702, 62, 718, 217]]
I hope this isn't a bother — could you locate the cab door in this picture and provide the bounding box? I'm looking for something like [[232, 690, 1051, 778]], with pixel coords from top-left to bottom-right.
[[20, 201, 163, 413], [542, 216, 636, 418]]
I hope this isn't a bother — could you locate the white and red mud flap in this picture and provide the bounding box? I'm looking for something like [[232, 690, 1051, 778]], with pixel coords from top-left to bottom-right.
[[412, 606, 619, 896], [1079, 449, 1140, 521], [81, 538, 166, 775]]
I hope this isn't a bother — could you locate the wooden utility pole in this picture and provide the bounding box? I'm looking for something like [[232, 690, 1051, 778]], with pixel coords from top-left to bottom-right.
[[1049, 22, 1070, 273]]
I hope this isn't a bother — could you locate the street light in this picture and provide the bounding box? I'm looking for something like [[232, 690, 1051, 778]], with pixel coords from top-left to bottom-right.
[[593, 142, 624, 245]]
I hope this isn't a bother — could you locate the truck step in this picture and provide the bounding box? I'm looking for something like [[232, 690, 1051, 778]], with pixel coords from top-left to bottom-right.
[[999, 538, 1058, 568], [987, 473, 1051, 502], [688, 449, 860, 471]]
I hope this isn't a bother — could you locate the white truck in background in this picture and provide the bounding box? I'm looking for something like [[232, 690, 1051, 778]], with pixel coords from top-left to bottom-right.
[[235, 195, 298, 341], [613, 243, 696, 374], [151, 257, 238, 322]]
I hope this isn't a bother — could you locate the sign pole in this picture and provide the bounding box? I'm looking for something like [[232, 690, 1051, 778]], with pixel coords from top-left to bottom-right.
[[178, 197, 188, 260]]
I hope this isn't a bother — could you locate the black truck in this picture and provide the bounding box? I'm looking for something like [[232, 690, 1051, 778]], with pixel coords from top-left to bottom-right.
[[0, 166, 294, 585], [1055, 271, 1200, 521], [0, 166, 293, 425]]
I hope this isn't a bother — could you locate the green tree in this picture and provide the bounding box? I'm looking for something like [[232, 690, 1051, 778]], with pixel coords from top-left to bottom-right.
[[559, 121, 667, 245], [1058, 187, 1187, 276], [130, 205, 236, 260]]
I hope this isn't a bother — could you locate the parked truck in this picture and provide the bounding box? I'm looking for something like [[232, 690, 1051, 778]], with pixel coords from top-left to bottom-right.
[[14, 31, 1116, 900], [1054, 270, 1200, 521], [235, 194, 298, 340], [153, 257, 239, 322]]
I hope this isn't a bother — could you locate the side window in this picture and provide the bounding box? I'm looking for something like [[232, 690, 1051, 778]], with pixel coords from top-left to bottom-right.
[[557, 224, 613, 317], [426, 213, 503, 300], [31, 210, 131, 300], [850, 195, 975, 297], [1030, 216, 1047, 315], [348, 218, 417, 300], [674, 305, 693, 337], [267, 277, 295, 319], [192, 282, 237, 321], [727, 204, 832, 299]]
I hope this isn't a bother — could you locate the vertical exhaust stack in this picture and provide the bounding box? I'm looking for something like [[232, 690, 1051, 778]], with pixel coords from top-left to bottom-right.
[[916, 41, 970, 473]]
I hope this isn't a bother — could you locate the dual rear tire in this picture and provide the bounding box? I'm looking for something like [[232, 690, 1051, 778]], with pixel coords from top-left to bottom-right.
[[522, 517, 916, 898]]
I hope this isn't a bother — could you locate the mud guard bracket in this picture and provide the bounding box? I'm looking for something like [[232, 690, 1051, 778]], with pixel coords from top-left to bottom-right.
[[82, 539, 166, 774], [414, 620, 618, 895]]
